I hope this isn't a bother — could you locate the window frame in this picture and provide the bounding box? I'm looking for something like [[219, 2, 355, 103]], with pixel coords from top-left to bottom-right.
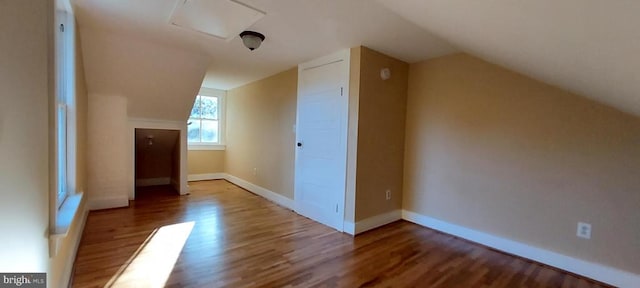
[[51, 6, 85, 246], [187, 88, 226, 151], [55, 10, 76, 209]]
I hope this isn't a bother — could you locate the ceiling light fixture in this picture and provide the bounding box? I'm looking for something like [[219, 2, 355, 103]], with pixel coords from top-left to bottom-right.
[[239, 30, 265, 51]]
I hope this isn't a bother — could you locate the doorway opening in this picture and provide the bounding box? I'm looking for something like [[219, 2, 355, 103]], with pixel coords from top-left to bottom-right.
[[134, 128, 181, 198]]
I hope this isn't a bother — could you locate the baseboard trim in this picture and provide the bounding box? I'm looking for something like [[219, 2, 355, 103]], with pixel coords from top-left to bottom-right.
[[344, 210, 402, 235], [89, 196, 129, 210], [135, 177, 170, 187], [59, 205, 88, 288], [188, 173, 226, 182], [401, 210, 639, 287], [223, 174, 294, 210]]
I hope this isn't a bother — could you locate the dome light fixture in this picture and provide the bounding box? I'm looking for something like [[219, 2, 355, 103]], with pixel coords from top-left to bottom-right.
[[239, 30, 265, 51]]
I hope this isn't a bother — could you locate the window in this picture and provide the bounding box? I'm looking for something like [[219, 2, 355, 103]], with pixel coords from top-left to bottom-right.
[[56, 12, 74, 209], [188, 88, 225, 150], [56, 99, 68, 207], [52, 5, 84, 243], [188, 95, 219, 143]]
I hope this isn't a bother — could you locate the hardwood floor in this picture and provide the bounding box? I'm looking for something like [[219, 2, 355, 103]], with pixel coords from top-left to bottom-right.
[[72, 180, 610, 288]]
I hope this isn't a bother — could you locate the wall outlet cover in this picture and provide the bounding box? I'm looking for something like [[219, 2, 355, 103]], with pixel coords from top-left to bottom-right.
[[577, 222, 592, 239]]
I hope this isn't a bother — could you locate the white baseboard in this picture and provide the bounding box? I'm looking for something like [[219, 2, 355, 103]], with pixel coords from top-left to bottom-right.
[[89, 195, 129, 210], [188, 173, 226, 182], [135, 177, 170, 187], [401, 210, 639, 288], [223, 174, 294, 210], [344, 209, 402, 235], [59, 206, 88, 288]]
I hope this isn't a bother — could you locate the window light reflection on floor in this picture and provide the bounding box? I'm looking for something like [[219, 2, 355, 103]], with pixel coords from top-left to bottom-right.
[[105, 221, 195, 288]]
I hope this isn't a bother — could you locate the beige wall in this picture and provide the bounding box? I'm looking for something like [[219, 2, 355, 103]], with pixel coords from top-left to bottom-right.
[[79, 28, 210, 121], [354, 47, 408, 221], [0, 1, 89, 286], [0, 0, 50, 273], [225, 68, 297, 199], [404, 53, 640, 274], [188, 150, 225, 174]]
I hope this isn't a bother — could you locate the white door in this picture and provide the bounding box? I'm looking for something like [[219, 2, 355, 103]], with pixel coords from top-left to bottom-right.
[[294, 50, 350, 231]]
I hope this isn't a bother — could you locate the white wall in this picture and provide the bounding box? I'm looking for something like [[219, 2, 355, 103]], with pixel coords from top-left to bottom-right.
[[87, 95, 130, 209], [0, 0, 51, 273]]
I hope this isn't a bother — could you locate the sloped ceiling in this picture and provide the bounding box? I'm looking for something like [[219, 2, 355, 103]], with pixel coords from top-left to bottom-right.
[[79, 28, 210, 121], [376, 0, 640, 116], [73, 0, 456, 94], [76, 0, 640, 119]]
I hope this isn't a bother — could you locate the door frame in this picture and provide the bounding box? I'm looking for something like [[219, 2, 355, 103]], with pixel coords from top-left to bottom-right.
[[294, 49, 351, 232]]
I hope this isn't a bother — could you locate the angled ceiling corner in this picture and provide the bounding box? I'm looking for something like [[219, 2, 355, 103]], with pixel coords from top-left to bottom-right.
[[376, 0, 640, 117]]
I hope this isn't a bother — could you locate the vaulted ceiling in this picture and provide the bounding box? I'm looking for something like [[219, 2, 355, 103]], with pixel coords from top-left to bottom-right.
[[74, 0, 457, 89], [73, 0, 456, 120], [376, 0, 640, 116], [74, 0, 640, 120]]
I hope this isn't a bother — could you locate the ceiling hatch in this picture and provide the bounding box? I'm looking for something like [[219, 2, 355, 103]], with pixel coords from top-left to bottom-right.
[[169, 0, 266, 41]]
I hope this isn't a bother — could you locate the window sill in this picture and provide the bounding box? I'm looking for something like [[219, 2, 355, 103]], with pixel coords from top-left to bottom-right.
[[49, 192, 85, 257], [51, 192, 84, 237], [188, 144, 226, 151]]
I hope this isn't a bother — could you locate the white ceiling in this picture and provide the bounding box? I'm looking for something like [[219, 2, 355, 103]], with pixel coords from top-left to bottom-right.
[[74, 0, 640, 118], [376, 0, 640, 116], [73, 0, 456, 90], [169, 0, 266, 41]]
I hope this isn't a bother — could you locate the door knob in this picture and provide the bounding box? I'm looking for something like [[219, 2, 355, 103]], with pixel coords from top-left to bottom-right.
[[297, 142, 303, 147]]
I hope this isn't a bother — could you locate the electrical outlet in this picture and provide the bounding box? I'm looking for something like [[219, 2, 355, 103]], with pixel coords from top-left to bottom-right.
[[385, 189, 391, 200], [577, 222, 592, 239], [253, 168, 257, 176]]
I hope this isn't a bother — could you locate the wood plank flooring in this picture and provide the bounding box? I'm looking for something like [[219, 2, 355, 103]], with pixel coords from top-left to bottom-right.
[[71, 180, 611, 287]]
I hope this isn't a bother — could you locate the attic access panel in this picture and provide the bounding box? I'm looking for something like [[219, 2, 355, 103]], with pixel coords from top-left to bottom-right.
[[169, 0, 266, 41]]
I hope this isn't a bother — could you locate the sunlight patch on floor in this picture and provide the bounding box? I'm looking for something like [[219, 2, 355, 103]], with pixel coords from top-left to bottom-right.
[[105, 221, 195, 288]]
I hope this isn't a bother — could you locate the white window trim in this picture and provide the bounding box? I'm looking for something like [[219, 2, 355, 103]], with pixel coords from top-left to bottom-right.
[[51, 8, 84, 246], [188, 87, 226, 150], [55, 9, 75, 209], [188, 144, 226, 151]]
